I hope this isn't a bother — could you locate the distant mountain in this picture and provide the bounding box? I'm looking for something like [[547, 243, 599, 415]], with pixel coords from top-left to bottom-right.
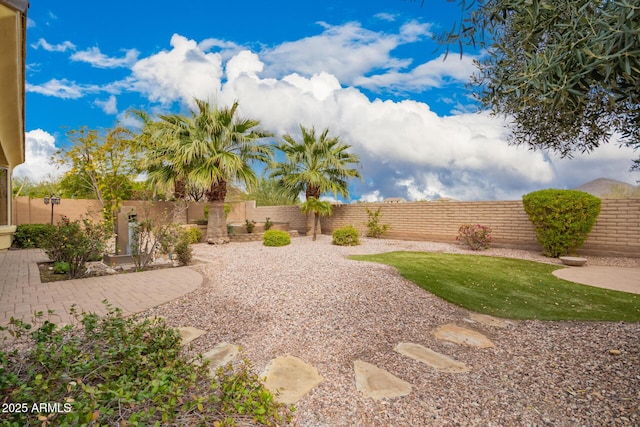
[[575, 178, 639, 198]]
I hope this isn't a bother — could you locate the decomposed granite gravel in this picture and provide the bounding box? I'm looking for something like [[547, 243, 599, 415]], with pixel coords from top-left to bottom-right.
[[142, 235, 640, 427]]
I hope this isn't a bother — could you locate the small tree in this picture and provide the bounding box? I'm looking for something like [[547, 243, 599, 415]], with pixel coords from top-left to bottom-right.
[[300, 198, 333, 241], [522, 189, 601, 257], [365, 207, 390, 238]]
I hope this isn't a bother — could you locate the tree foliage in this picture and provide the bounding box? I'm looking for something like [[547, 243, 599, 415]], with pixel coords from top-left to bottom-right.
[[269, 125, 361, 201], [432, 0, 640, 167], [53, 126, 142, 227], [141, 99, 272, 242]]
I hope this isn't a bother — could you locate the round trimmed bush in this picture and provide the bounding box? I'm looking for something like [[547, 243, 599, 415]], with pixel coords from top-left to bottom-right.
[[263, 229, 291, 247], [522, 189, 601, 257], [332, 225, 360, 246]]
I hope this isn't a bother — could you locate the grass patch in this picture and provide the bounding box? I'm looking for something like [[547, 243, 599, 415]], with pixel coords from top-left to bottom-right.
[[350, 251, 640, 321]]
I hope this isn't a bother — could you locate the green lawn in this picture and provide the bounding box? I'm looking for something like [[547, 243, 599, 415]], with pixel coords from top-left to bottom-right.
[[350, 251, 640, 321]]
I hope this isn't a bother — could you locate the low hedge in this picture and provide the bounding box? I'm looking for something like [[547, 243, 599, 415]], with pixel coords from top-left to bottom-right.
[[263, 230, 291, 247], [332, 225, 360, 246], [12, 224, 55, 248]]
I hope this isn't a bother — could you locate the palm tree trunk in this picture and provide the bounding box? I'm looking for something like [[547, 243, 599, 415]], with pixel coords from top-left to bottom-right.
[[205, 181, 229, 244], [313, 213, 319, 241]]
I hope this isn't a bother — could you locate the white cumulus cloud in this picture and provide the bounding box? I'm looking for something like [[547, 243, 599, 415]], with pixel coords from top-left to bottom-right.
[[13, 130, 67, 182]]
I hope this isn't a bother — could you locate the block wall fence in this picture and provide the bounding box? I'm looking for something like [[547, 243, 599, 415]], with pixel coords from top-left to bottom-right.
[[12, 196, 640, 257]]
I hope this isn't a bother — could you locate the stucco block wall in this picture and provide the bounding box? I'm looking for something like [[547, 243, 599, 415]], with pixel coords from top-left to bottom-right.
[[244, 201, 307, 232], [12, 197, 639, 257]]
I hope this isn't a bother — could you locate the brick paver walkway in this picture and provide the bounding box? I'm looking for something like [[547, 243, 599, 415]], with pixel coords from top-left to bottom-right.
[[0, 249, 202, 327]]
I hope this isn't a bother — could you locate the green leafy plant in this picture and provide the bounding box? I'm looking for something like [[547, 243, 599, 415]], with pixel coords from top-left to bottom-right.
[[522, 189, 601, 257], [12, 224, 55, 249], [245, 219, 256, 233], [174, 236, 193, 265], [42, 216, 108, 279], [0, 304, 294, 426], [365, 207, 390, 238], [263, 230, 291, 247], [456, 224, 492, 250], [264, 217, 274, 231], [181, 226, 203, 244], [52, 261, 70, 275], [332, 225, 360, 246]]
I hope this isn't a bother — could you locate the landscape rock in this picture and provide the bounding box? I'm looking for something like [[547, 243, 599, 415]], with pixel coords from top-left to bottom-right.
[[178, 326, 205, 345], [433, 324, 496, 348], [394, 342, 470, 373], [353, 360, 412, 400], [468, 313, 510, 328], [263, 355, 324, 404], [201, 342, 239, 373]]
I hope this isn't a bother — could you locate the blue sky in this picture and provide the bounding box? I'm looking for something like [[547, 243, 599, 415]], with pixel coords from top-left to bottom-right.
[[15, 0, 639, 201]]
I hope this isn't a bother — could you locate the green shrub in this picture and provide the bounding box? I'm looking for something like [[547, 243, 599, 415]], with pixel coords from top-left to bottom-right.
[[12, 224, 54, 248], [52, 261, 70, 275], [456, 224, 492, 250], [43, 216, 108, 279], [174, 237, 193, 265], [182, 226, 203, 244], [245, 219, 256, 233], [522, 189, 601, 257], [0, 304, 293, 426], [332, 225, 360, 246], [365, 207, 390, 238], [263, 230, 291, 247]]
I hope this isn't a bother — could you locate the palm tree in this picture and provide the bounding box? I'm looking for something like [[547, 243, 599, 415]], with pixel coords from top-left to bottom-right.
[[143, 99, 272, 243], [300, 198, 333, 241], [269, 125, 361, 236]]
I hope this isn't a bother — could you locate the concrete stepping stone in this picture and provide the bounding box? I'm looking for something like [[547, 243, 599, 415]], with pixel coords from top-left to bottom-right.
[[353, 360, 412, 400], [178, 326, 205, 345], [433, 324, 495, 348], [263, 355, 324, 405], [394, 342, 470, 373], [202, 342, 239, 373], [468, 313, 509, 328]]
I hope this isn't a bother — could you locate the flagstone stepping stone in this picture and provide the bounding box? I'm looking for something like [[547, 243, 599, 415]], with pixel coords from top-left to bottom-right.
[[178, 326, 205, 345], [433, 324, 495, 348], [202, 342, 239, 373], [353, 360, 412, 400], [263, 356, 324, 405], [468, 313, 509, 328], [394, 342, 470, 373]]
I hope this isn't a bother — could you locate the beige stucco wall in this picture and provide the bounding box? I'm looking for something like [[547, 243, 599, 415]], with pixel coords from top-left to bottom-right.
[[12, 197, 640, 257]]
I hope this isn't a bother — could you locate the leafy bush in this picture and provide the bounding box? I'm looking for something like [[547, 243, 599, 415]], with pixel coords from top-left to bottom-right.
[[12, 224, 54, 248], [522, 189, 601, 257], [0, 304, 293, 426], [245, 219, 256, 233], [52, 261, 70, 275], [181, 226, 203, 244], [42, 216, 108, 279], [456, 224, 492, 250], [332, 225, 360, 246], [365, 207, 391, 238], [263, 230, 291, 247], [174, 236, 193, 265]]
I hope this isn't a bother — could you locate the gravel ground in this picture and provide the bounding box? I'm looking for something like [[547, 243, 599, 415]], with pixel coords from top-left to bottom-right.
[[142, 236, 639, 427]]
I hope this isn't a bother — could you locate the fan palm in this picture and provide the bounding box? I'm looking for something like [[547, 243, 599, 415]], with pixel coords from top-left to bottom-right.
[[269, 125, 361, 236], [300, 198, 333, 241], [142, 99, 272, 243]]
